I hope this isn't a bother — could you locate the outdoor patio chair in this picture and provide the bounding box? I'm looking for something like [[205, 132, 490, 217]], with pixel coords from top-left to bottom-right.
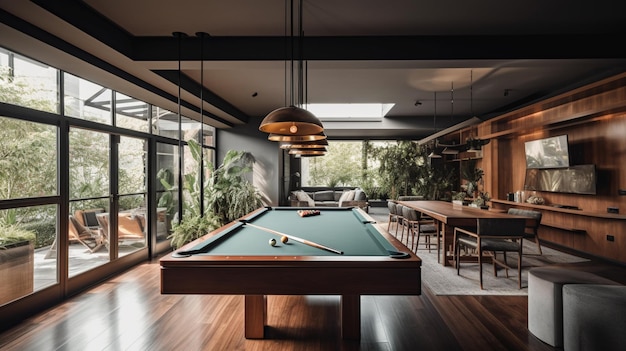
[[44, 215, 104, 259]]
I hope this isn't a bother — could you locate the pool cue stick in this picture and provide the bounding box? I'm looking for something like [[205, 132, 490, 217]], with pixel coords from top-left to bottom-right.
[[241, 221, 344, 255]]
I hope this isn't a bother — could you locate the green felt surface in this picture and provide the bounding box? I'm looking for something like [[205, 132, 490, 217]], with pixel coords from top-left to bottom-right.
[[185, 207, 398, 257]]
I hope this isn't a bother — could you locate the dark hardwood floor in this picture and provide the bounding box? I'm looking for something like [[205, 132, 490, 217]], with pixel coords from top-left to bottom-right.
[[0, 258, 559, 351]]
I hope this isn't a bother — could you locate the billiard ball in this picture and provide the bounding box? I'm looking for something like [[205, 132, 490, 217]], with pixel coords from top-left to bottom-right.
[[269, 238, 277, 247], [281, 236, 288, 243]]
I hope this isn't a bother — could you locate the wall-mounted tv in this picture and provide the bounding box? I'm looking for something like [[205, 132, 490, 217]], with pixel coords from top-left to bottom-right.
[[524, 164, 596, 195], [525, 135, 570, 169]]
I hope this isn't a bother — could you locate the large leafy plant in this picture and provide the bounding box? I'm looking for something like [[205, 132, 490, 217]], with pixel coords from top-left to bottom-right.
[[204, 148, 263, 224], [168, 140, 263, 248]]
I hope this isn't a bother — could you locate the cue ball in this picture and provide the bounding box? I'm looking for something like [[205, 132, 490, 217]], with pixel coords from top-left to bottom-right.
[[269, 238, 277, 246], [281, 236, 288, 243]]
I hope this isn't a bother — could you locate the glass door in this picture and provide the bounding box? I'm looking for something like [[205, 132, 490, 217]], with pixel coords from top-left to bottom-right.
[[68, 127, 111, 276]]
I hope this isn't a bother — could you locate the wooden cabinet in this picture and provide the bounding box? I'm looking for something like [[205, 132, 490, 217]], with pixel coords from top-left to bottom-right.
[[491, 199, 626, 264]]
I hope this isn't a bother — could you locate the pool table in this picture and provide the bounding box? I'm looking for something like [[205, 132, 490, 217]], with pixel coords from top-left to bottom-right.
[[160, 206, 421, 339]]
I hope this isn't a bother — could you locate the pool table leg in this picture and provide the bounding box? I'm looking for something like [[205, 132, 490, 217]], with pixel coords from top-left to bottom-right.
[[244, 295, 266, 339], [341, 294, 360, 339]]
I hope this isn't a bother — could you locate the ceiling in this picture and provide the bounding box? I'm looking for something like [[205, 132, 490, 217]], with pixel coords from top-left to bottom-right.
[[1, 0, 626, 139]]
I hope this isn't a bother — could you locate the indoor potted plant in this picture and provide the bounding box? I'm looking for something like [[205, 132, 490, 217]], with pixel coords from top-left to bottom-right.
[[470, 191, 491, 209], [452, 191, 468, 206], [168, 141, 264, 249]]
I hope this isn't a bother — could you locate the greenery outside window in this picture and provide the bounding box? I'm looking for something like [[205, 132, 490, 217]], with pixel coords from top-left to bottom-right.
[[0, 117, 57, 200], [0, 48, 58, 113]]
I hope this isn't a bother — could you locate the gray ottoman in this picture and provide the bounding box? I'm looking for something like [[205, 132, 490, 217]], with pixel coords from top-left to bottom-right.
[[563, 284, 626, 351], [528, 267, 618, 347]]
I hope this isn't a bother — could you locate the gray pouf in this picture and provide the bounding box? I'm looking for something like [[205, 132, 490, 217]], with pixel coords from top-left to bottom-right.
[[563, 284, 626, 351], [528, 267, 618, 347]]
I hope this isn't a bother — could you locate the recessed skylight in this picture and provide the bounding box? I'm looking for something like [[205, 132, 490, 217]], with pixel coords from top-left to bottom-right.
[[304, 103, 394, 121]]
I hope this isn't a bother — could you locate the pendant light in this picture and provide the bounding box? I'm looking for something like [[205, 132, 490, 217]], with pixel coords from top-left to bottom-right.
[[196, 31, 209, 215], [433, 71, 489, 153], [173, 31, 187, 221], [268, 132, 326, 142], [441, 84, 459, 155], [428, 91, 442, 158], [280, 138, 329, 149], [259, 0, 324, 137], [290, 149, 327, 157]]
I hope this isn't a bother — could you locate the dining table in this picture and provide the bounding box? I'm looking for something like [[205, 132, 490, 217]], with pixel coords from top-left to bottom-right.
[[396, 200, 535, 266]]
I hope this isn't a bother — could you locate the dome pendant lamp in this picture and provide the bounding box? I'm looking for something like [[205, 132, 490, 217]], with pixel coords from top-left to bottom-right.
[[259, 0, 324, 137], [259, 106, 323, 135]]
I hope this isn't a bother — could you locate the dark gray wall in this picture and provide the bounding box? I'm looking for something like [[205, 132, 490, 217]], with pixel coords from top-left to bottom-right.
[[217, 117, 281, 206]]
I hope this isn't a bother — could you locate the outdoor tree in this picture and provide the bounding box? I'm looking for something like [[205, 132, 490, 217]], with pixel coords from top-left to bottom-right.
[[367, 140, 456, 200], [306, 142, 363, 186], [0, 67, 57, 225]]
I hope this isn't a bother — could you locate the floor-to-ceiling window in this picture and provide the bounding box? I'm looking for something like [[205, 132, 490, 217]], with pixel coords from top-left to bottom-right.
[[0, 46, 216, 322], [0, 48, 60, 305], [0, 116, 58, 303]]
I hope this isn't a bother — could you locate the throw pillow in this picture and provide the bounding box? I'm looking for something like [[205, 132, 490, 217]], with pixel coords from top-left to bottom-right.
[[354, 189, 367, 201], [295, 190, 315, 206], [338, 190, 355, 206]]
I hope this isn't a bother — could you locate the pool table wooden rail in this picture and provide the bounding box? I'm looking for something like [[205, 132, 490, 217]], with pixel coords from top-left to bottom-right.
[[160, 207, 420, 339]]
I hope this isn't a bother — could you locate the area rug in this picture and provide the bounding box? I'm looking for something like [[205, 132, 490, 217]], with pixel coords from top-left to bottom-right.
[[369, 211, 589, 296], [415, 240, 589, 296]]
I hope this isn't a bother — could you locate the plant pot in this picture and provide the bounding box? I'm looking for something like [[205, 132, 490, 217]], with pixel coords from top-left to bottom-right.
[[0, 240, 34, 305], [452, 200, 464, 207]]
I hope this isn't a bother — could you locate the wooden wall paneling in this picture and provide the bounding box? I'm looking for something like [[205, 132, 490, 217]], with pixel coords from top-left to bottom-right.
[[466, 72, 626, 264], [570, 217, 625, 263]]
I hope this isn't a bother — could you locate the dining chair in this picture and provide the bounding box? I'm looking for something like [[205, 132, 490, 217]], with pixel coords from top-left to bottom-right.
[[507, 208, 543, 254], [387, 201, 400, 234], [454, 218, 526, 289], [401, 205, 437, 252], [394, 205, 407, 243]]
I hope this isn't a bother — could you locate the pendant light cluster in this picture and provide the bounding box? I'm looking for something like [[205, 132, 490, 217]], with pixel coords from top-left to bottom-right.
[[419, 71, 490, 158], [258, 0, 327, 157], [434, 71, 490, 154]]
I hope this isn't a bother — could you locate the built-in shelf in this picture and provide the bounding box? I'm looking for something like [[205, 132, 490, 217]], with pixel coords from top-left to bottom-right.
[[540, 221, 587, 234], [448, 156, 482, 162], [490, 199, 626, 220]]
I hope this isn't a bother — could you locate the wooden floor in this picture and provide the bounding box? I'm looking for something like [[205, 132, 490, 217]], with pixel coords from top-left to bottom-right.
[[2, 229, 625, 351], [0, 260, 559, 351]]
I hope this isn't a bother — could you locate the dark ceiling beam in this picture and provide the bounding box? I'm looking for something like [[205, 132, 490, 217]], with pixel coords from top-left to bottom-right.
[[30, 0, 626, 62], [131, 34, 626, 62], [153, 70, 249, 123]]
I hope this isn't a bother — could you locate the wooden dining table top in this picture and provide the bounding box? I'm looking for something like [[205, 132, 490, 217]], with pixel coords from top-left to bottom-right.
[[395, 200, 530, 224]]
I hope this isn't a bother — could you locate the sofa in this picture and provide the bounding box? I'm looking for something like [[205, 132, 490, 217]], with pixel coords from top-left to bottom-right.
[[290, 188, 369, 212]]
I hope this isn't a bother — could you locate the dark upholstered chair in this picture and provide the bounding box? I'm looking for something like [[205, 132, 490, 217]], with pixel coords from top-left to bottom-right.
[[454, 218, 526, 289], [401, 205, 437, 252], [507, 208, 543, 254], [387, 201, 400, 234]]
